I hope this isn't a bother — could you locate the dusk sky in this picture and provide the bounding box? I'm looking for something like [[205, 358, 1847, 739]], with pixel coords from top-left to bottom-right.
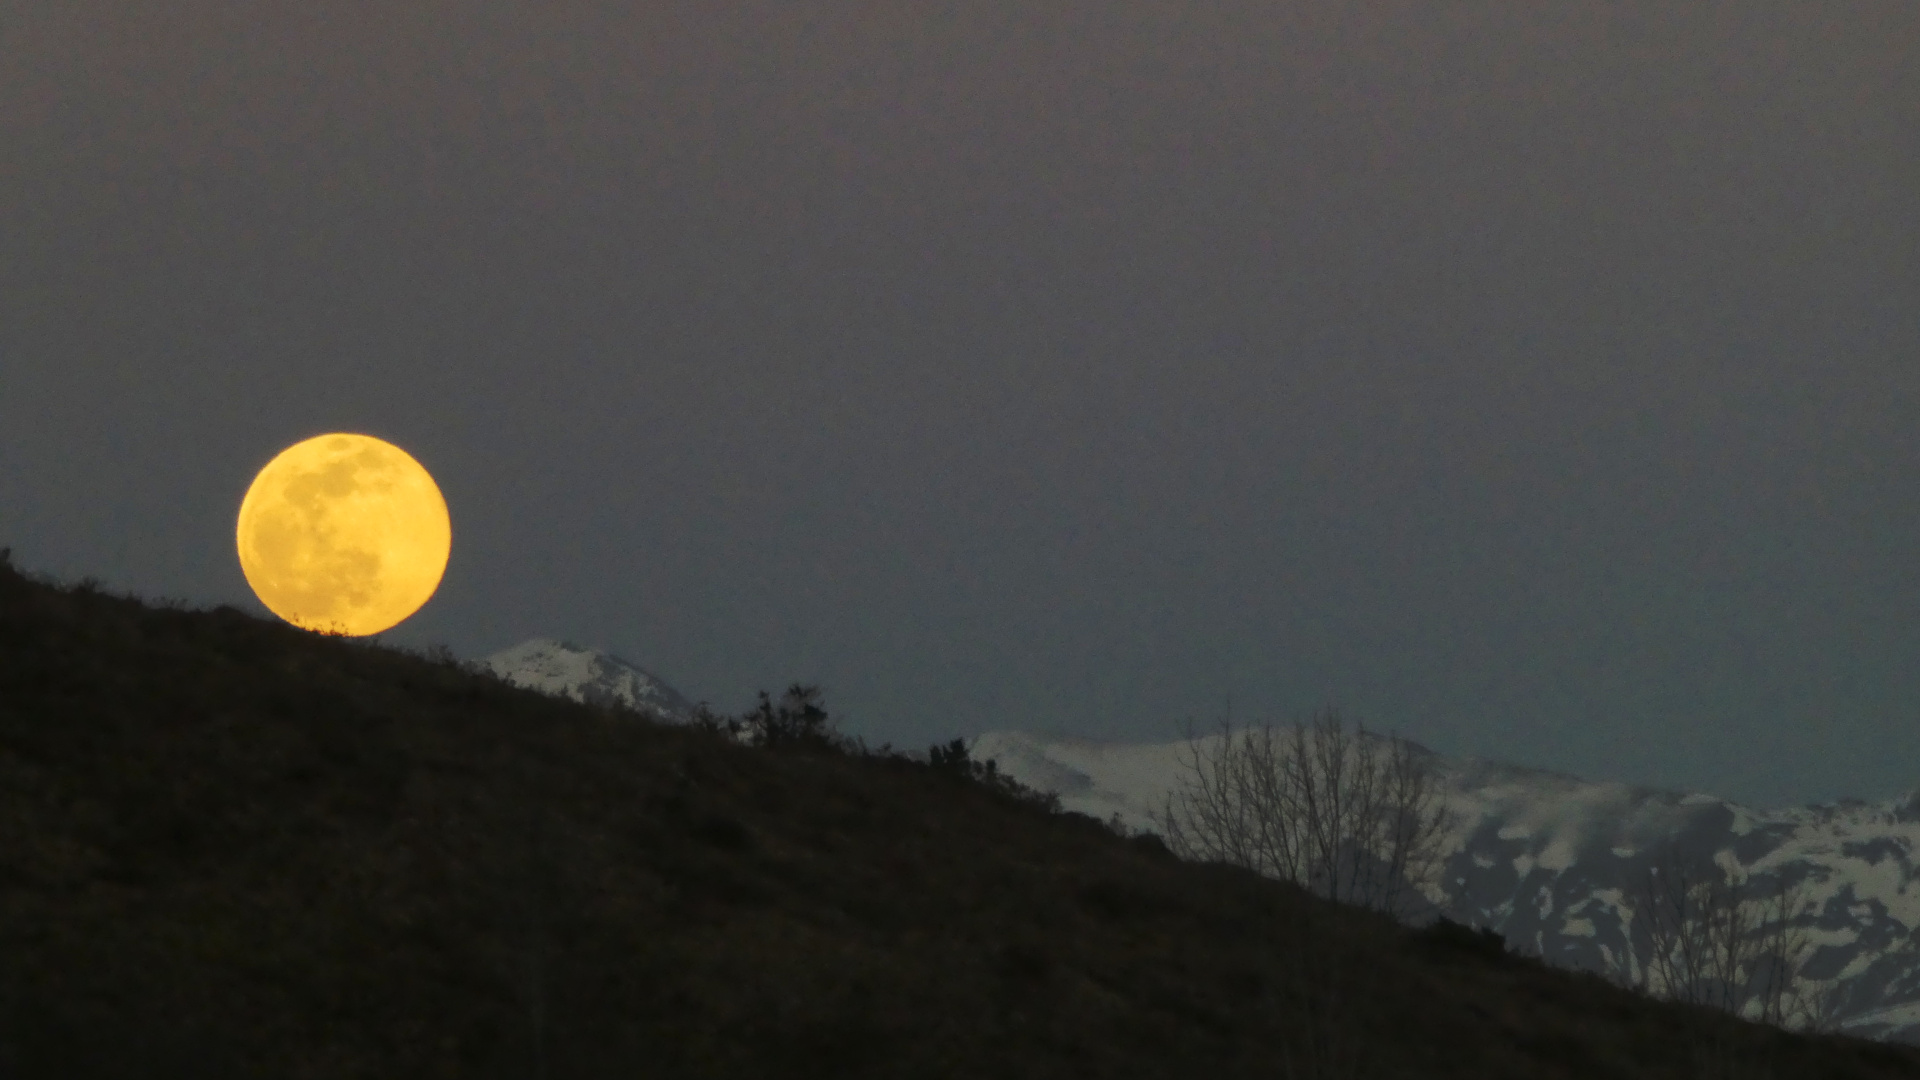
[[3, 0, 1916, 809]]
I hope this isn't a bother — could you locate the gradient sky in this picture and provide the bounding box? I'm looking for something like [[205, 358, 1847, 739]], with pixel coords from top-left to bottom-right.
[[3, 0, 1916, 808]]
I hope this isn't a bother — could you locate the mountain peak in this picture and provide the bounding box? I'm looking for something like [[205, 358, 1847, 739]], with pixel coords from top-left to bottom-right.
[[483, 638, 696, 721]]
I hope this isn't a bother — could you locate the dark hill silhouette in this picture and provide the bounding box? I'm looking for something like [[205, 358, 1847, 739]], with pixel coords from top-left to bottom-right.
[[2, 550, 1918, 1078]]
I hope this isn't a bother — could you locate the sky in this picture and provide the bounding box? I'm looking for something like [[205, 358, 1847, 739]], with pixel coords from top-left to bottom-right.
[[2, 0, 1916, 809]]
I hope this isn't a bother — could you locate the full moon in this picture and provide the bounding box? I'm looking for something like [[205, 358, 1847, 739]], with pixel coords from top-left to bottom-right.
[[236, 433, 451, 636]]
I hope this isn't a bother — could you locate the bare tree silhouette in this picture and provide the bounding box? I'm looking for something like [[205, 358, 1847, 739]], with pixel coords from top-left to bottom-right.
[[1627, 852, 1810, 1024], [1153, 709, 1451, 917]]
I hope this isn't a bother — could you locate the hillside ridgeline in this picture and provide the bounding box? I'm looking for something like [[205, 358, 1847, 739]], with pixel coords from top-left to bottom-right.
[[1, 553, 1917, 1078]]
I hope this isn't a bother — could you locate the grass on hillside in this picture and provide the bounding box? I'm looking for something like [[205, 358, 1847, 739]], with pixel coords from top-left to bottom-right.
[[1, 549, 1917, 1079]]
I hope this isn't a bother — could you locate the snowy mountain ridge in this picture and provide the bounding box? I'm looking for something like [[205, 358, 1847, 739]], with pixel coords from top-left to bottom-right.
[[967, 729, 1920, 1043], [469, 642, 1920, 1042]]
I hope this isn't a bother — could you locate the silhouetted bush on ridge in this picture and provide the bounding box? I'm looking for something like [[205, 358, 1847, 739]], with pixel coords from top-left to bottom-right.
[[923, 735, 1064, 814], [1418, 916, 1512, 962], [684, 691, 1065, 814]]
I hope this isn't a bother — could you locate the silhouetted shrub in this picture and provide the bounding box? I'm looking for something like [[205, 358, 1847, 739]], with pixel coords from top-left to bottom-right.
[[686, 701, 734, 738], [927, 737, 973, 776], [1129, 831, 1174, 859], [923, 737, 1063, 814], [742, 684, 833, 748], [1417, 916, 1510, 961]]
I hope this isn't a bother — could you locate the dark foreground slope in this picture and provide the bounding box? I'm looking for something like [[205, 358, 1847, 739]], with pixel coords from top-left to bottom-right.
[[2, 558, 1918, 1079]]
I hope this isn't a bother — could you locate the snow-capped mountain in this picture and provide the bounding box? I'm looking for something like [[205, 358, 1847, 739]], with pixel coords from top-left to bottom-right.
[[967, 729, 1920, 1043], [483, 639, 697, 722]]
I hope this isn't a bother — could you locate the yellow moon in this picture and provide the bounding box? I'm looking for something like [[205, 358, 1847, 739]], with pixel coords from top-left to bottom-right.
[[236, 433, 451, 636]]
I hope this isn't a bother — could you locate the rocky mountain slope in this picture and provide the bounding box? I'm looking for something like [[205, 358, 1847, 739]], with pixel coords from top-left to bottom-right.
[[966, 729, 1920, 1042]]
